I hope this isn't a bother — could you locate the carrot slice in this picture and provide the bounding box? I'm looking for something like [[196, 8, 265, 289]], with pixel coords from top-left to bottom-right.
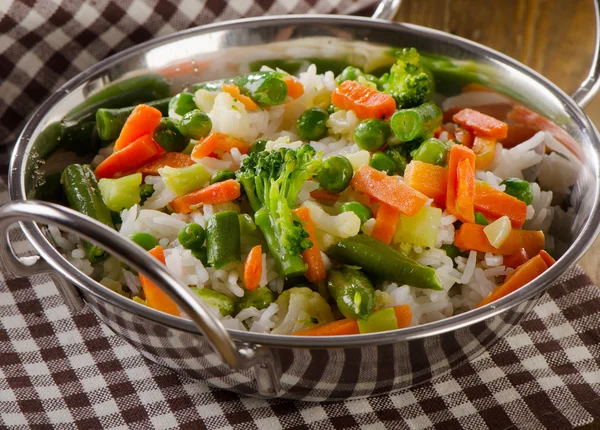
[[454, 223, 545, 256], [473, 136, 496, 169], [332, 80, 396, 119], [539, 250, 556, 267], [139, 246, 179, 316], [351, 166, 427, 216], [446, 145, 476, 223], [474, 182, 527, 228], [503, 248, 529, 269], [455, 127, 474, 148], [191, 132, 250, 159], [293, 207, 326, 283], [500, 124, 538, 148], [170, 179, 241, 214], [293, 319, 360, 336], [477, 253, 549, 307], [136, 152, 194, 177], [452, 108, 508, 139], [371, 203, 401, 245], [243, 245, 263, 291], [393, 305, 412, 329], [222, 83, 259, 111], [309, 189, 340, 203], [114, 104, 163, 151], [283, 76, 304, 99], [95, 134, 164, 179], [404, 161, 448, 205]]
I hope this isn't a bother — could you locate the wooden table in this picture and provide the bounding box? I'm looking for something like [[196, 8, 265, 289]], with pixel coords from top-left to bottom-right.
[[396, 0, 600, 283]]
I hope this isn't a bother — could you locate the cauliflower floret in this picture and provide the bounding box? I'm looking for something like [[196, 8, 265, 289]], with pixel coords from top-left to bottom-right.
[[345, 150, 371, 172], [271, 287, 334, 335], [327, 109, 359, 138], [194, 89, 218, 113], [303, 201, 361, 238]]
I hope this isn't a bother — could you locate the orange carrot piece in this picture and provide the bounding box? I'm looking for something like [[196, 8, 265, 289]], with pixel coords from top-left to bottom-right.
[[309, 189, 340, 203], [503, 248, 529, 269], [404, 161, 448, 205], [446, 145, 476, 223], [474, 182, 527, 228], [351, 165, 427, 216], [455, 127, 474, 148], [191, 132, 250, 159], [283, 76, 304, 99], [454, 223, 545, 257], [114, 104, 162, 151], [393, 305, 412, 329], [170, 179, 241, 214], [293, 207, 326, 283], [95, 134, 164, 179], [452, 108, 508, 139], [136, 152, 194, 177], [443, 104, 512, 124], [539, 250, 556, 267], [222, 83, 259, 110], [332, 80, 396, 119], [293, 319, 360, 336], [243, 245, 263, 291], [477, 254, 549, 307], [500, 124, 538, 148], [371, 204, 401, 245], [507, 105, 583, 160], [473, 136, 496, 169], [139, 246, 179, 316]]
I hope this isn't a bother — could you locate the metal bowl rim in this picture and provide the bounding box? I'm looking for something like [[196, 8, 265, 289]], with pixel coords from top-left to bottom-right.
[[9, 14, 600, 348]]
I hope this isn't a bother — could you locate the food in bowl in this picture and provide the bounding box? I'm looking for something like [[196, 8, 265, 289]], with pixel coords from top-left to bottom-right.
[[42, 47, 578, 336]]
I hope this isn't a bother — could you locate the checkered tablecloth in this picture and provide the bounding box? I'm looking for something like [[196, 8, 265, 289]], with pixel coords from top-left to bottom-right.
[[3, 1, 600, 429]]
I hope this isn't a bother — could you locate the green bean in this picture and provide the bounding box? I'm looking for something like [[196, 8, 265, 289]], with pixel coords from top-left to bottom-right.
[[169, 92, 196, 116], [353, 119, 391, 151], [206, 211, 241, 269], [410, 138, 449, 166], [95, 98, 171, 141], [501, 178, 534, 205], [316, 155, 353, 193], [474, 211, 489, 226], [296, 108, 329, 141], [192, 247, 208, 265], [178, 223, 206, 250], [327, 234, 443, 291], [128, 232, 159, 251], [61, 120, 100, 156], [390, 101, 442, 142], [61, 164, 114, 262], [236, 287, 274, 313], [33, 171, 63, 202], [210, 169, 236, 185], [178, 110, 212, 140], [191, 287, 235, 316], [339, 202, 372, 226], [369, 152, 396, 175], [153, 118, 189, 152], [327, 267, 375, 320]]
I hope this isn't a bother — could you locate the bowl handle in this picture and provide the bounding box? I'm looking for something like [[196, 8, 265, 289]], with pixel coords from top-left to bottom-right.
[[0, 200, 281, 394], [569, 0, 600, 108], [372, 0, 402, 21]]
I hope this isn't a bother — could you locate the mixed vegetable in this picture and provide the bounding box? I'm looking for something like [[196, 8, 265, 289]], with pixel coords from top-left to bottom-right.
[[41, 47, 569, 336]]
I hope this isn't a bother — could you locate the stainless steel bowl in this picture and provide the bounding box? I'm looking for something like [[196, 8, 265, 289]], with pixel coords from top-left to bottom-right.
[[4, 1, 600, 400]]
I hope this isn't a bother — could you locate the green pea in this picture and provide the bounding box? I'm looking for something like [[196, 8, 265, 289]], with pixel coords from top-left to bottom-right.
[[248, 139, 268, 154], [139, 183, 155, 205], [316, 155, 354, 194], [178, 223, 206, 250], [501, 178, 534, 205], [129, 232, 159, 251], [339, 202, 372, 226], [210, 169, 236, 184], [178, 110, 212, 140], [192, 247, 208, 265], [410, 138, 449, 166], [153, 117, 189, 152], [169, 92, 197, 116], [296, 108, 329, 141], [369, 152, 396, 175], [353, 119, 391, 151], [474, 211, 488, 226], [236, 287, 274, 313]]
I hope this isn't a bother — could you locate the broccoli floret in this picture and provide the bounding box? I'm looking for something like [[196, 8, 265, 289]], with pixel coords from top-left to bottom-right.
[[236, 145, 322, 277], [383, 48, 433, 108], [335, 66, 383, 89]]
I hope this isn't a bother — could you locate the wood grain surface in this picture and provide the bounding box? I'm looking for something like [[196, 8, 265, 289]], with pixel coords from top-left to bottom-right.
[[395, 0, 600, 283]]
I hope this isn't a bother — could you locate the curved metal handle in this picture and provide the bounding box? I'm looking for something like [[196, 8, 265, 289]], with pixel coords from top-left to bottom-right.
[[572, 0, 600, 107], [0, 200, 270, 373], [372, 0, 402, 21]]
